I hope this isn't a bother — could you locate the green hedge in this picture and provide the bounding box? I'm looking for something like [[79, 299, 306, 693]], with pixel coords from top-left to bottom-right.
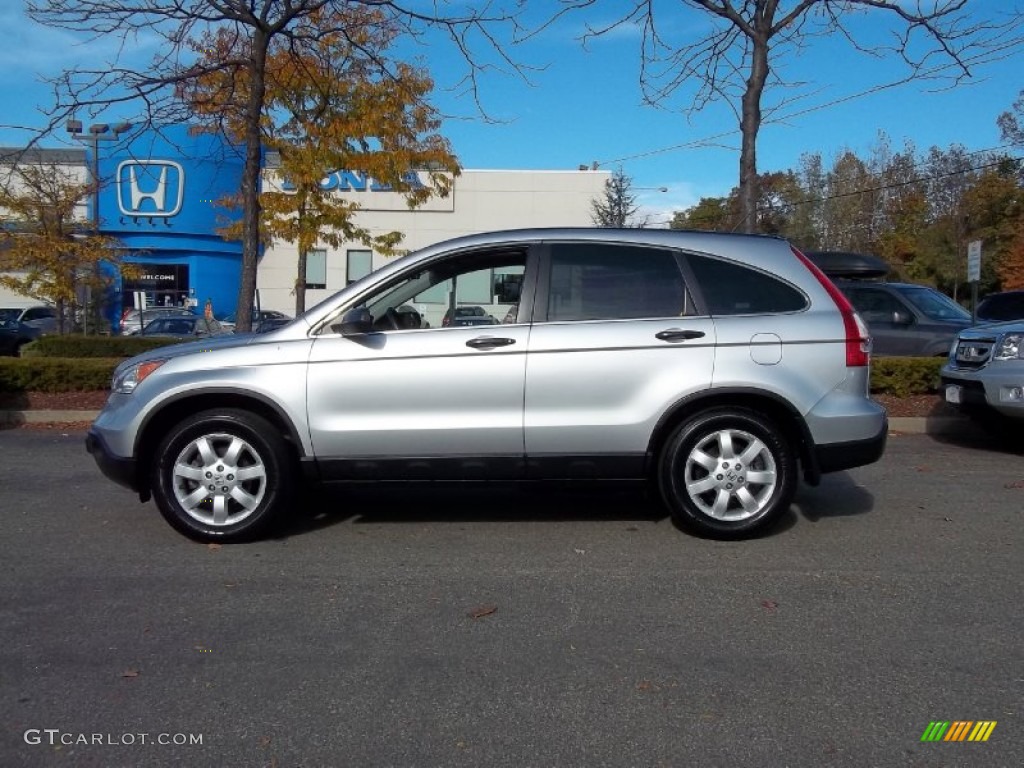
[[20, 335, 183, 359], [0, 358, 120, 392], [869, 357, 944, 397]]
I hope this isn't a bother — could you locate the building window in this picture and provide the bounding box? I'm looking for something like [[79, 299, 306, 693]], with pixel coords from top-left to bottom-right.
[[347, 249, 373, 286], [306, 249, 327, 290]]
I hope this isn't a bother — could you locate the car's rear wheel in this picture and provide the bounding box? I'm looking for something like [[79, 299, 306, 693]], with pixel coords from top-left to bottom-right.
[[151, 409, 293, 542], [659, 408, 796, 539]]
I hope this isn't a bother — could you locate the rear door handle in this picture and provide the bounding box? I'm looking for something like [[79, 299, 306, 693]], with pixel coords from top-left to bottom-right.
[[655, 328, 706, 342], [466, 336, 516, 349]]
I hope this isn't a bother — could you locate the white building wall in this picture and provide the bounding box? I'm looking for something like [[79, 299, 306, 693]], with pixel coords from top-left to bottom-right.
[[0, 150, 89, 308], [256, 168, 609, 314]]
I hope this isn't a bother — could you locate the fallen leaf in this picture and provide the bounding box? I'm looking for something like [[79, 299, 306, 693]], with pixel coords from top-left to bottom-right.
[[761, 599, 778, 612], [258, 736, 272, 748], [1004, 481, 1024, 489], [207, 543, 222, 551], [467, 604, 497, 619], [574, 548, 586, 555], [121, 669, 139, 678], [915, 466, 931, 472]]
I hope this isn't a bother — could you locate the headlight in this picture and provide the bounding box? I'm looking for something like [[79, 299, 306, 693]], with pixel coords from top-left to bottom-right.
[[112, 360, 166, 394], [993, 333, 1024, 361]]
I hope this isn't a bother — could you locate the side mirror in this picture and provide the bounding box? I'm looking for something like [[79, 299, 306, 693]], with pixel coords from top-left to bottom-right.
[[892, 309, 913, 325], [337, 307, 373, 336]]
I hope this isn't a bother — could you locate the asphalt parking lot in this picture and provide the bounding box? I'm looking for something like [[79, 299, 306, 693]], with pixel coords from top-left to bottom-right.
[[1, 427, 1021, 767]]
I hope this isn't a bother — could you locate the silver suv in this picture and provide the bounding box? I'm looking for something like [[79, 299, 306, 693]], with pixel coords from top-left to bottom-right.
[[86, 229, 887, 542], [941, 321, 1024, 429]]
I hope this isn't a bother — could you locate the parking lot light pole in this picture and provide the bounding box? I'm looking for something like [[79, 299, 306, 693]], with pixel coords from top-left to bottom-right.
[[65, 120, 133, 333]]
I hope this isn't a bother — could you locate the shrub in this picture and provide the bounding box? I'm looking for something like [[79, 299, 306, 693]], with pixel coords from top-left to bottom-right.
[[0, 358, 120, 392], [20, 335, 182, 359], [869, 357, 944, 397]]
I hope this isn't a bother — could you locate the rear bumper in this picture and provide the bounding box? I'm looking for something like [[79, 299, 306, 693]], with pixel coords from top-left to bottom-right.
[[86, 429, 142, 494], [814, 418, 888, 475]]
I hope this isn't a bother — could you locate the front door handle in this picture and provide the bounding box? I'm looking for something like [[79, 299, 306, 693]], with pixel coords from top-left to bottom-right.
[[655, 328, 706, 342], [466, 336, 516, 349]]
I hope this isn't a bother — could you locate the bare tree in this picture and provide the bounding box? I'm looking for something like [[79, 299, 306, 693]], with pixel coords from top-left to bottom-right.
[[573, 0, 1022, 233], [26, 0, 528, 331]]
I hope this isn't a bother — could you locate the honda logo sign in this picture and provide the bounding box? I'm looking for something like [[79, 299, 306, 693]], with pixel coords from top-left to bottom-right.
[[116, 160, 185, 217]]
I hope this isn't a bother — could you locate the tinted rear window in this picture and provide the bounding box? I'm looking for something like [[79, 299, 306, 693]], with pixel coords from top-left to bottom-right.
[[977, 293, 1024, 321], [687, 254, 807, 315]]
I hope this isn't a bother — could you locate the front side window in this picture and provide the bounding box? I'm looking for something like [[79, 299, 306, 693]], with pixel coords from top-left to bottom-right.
[[893, 285, 970, 322], [546, 243, 688, 322], [340, 250, 526, 332]]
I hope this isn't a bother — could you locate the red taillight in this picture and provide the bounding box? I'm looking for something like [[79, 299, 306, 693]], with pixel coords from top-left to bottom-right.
[[792, 246, 870, 367]]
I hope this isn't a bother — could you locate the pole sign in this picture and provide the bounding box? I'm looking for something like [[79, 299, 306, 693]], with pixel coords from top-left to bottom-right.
[[967, 240, 982, 283]]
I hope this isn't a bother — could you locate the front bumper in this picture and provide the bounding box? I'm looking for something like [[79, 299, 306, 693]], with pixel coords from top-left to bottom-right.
[[941, 364, 1024, 418], [86, 429, 143, 495]]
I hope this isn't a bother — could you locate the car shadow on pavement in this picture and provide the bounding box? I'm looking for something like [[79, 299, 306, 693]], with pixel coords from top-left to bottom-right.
[[790, 471, 875, 524], [0, 391, 29, 429], [281, 482, 667, 537], [276, 476, 873, 541], [924, 423, 1023, 456]]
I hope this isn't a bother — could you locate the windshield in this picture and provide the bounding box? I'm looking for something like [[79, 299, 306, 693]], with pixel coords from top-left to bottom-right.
[[0, 309, 20, 322], [894, 286, 970, 322]]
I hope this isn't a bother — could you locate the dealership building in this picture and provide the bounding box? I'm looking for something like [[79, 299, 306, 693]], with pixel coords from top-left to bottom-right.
[[0, 125, 609, 325]]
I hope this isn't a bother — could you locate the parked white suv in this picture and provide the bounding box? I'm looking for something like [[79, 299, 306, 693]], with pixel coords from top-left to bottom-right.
[[86, 229, 887, 542]]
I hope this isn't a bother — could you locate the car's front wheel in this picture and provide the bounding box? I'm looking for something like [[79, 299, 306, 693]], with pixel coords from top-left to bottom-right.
[[151, 409, 293, 542], [658, 408, 796, 539]]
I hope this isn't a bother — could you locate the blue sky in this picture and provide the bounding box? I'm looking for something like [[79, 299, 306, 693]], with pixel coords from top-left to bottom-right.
[[1, 1, 1022, 226]]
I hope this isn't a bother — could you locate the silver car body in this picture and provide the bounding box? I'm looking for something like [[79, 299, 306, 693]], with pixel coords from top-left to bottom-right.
[[87, 229, 887, 538]]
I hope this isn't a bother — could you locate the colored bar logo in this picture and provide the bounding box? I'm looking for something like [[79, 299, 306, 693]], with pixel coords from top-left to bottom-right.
[[921, 721, 997, 742]]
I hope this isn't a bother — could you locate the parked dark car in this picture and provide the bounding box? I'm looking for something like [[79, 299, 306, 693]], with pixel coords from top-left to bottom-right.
[[441, 305, 499, 327], [976, 290, 1024, 323], [121, 307, 196, 335], [0, 318, 42, 356], [833, 280, 972, 356], [804, 251, 971, 356], [140, 316, 229, 338], [0, 305, 57, 335], [218, 310, 292, 334]]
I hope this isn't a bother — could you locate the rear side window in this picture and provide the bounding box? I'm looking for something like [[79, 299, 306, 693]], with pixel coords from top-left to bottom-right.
[[843, 287, 906, 322], [687, 254, 807, 315], [547, 243, 689, 321]]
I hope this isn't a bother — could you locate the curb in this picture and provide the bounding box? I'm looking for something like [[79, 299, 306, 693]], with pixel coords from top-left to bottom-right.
[[887, 416, 988, 437], [0, 410, 100, 426]]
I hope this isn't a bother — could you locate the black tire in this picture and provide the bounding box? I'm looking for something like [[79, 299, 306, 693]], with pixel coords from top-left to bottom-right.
[[151, 408, 294, 542], [658, 408, 797, 539]]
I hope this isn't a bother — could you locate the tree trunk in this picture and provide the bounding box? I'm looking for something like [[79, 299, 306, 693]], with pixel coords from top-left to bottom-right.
[[295, 249, 307, 315], [738, 37, 770, 234], [234, 28, 269, 334]]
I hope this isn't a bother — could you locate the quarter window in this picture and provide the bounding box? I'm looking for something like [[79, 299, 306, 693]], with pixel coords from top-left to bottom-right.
[[546, 243, 688, 321], [687, 254, 807, 315]]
